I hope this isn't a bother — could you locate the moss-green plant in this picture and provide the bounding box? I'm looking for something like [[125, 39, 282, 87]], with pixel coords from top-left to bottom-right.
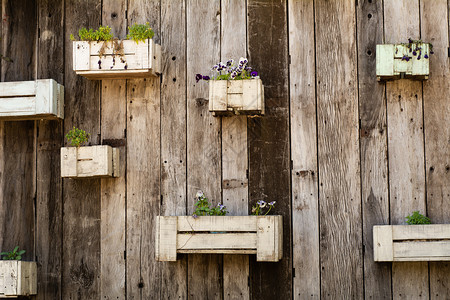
[[127, 23, 154, 43], [70, 26, 114, 42], [66, 127, 90, 147], [192, 191, 227, 217], [1, 246, 25, 260], [406, 211, 431, 225]]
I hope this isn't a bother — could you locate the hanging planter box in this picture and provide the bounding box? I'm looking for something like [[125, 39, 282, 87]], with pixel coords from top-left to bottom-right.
[[73, 39, 161, 79], [60, 145, 119, 178], [373, 224, 450, 262], [376, 43, 430, 81], [0, 79, 64, 120], [0, 261, 37, 297], [209, 79, 264, 116], [156, 215, 282, 262]]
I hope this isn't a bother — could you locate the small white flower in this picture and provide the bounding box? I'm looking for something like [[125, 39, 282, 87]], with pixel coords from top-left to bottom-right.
[[196, 190, 204, 198]]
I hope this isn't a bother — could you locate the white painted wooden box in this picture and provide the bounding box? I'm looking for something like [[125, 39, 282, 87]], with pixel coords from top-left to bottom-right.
[[156, 215, 282, 262], [61, 145, 119, 178], [209, 79, 264, 116], [373, 224, 450, 262], [73, 39, 161, 79], [0, 261, 37, 298], [376, 43, 430, 81], [0, 79, 64, 120]]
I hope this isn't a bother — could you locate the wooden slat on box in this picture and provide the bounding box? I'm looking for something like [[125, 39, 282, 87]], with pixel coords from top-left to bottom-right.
[[0, 261, 37, 297]]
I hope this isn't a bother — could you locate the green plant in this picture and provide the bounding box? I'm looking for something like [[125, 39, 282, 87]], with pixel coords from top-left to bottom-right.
[[196, 57, 259, 82], [193, 191, 228, 217], [1, 246, 25, 260], [127, 22, 155, 43], [66, 127, 90, 147], [70, 26, 114, 42], [251, 200, 276, 216], [406, 211, 432, 225]]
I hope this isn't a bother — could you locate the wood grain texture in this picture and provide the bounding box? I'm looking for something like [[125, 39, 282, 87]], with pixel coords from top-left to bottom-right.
[[186, 0, 222, 298], [160, 0, 188, 298], [383, 0, 429, 299], [36, 1, 64, 299], [315, 0, 363, 298], [0, 0, 36, 267], [288, 0, 319, 298], [221, 1, 249, 298], [356, 0, 391, 298], [62, 1, 102, 299], [420, 0, 450, 298], [247, 1, 291, 299]]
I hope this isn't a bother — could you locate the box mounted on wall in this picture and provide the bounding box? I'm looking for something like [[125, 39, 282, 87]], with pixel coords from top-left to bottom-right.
[[0, 261, 37, 298], [0, 79, 64, 120]]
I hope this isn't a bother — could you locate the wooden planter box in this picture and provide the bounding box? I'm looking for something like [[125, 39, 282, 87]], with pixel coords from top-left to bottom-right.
[[61, 145, 119, 178], [0, 79, 64, 120], [73, 39, 161, 79], [373, 224, 450, 262], [209, 79, 264, 116], [0, 261, 37, 297], [156, 215, 282, 262], [376, 43, 430, 81]]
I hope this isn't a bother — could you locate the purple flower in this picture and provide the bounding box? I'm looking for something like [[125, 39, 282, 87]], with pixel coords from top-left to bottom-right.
[[195, 74, 203, 83], [192, 214, 198, 219], [257, 200, 267, 208], [405, 57, 410, 62], [412, 51, 417, 56], [218, 203, 225, 210], [408, 38, 413, 44], [226, 59, 233, 66], [203, 75, 210, 80], [268, 201, 276, 206], [250, 71, 258, 77], [424, 54, 428, 59], [230, 71, 237, 79]]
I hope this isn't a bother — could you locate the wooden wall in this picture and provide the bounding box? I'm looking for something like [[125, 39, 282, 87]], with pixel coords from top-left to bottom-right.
[[0, 0, 448, 299]]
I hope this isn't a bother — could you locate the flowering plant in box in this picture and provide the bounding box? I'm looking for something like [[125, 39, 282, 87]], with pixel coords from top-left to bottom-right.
[[251, 200, 276, 216], [196, 57, 259, 82], [192, 190, 228, 218]]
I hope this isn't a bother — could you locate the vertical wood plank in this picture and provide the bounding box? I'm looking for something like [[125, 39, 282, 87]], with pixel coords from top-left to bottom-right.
[[288, 0, 319, 298], [160, 0, 188, 298], [100, 2, 127, 299], [221, 1, 249, 299], [126, 2, 161, 299], [383, 0, 429, 299], [186, 0, 222, 298], [356, 0, 391, 298], [36, 0, 64, 299], [63, 1, 102, 298], [247, 1, 291, 299], [420, 0, 450, 298], [315, 0, 363, 298], [0, 0, 36, 263]]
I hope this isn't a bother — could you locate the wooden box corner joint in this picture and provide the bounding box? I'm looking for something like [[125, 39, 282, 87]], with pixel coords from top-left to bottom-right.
[[155, 215, 282, 262], [0, 79, 64, 120], [60, 145, 120, 178], [73, 39, 162, 80], [209, 79, 265, 116], [0, 261, 37, 297], [376, 43, 431, 81], [373, 224, 450, 262]]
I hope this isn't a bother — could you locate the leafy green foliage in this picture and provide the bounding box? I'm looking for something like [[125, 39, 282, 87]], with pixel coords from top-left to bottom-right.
[[127, 23, 155, 43], [406, 211, 432, 225], [71, 26, 114, 42], [66, 127, 90, 147], [251, 200, 276, 216], [1, 246, 25, 260], [193, 191, 227, 217]]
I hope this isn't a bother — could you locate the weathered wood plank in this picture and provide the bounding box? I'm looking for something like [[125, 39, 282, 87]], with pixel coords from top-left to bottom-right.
[[356, 0, 391, 298], [62, 1, 102, 298], [36, 1, 64, 298], [383, 0, 429, 299], [247, 1, 291, 299], [420, 0, 450, 298], [0, 0, 36, 267], [315, 0, 363, 298], [288, 0, 319, 298], [159, 0, 188, 298], [186, 0, 222, 298]]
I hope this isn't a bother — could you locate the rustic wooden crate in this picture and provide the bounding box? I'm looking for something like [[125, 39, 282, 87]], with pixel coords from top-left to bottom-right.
[[73, 39, 161, 79], [0, 261, 37, 297], [0, 79, 64, 120], [209, 79, 264, 116], [60, 145, 119, 178], [376, 43, 430, 81], [373, 224, 450, 262], [156, 215, 282, 262]]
